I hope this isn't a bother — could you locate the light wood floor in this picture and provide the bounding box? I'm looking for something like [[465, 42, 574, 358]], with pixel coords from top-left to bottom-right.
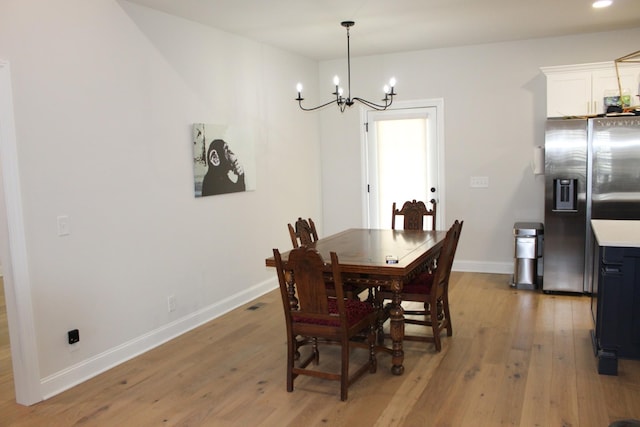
[[1, 272, 639, 426]]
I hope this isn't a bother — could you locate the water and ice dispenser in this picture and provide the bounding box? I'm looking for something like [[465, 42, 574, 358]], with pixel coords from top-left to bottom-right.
[[554, 178, 577, 211]]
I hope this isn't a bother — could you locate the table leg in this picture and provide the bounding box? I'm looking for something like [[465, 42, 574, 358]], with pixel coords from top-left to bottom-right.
[[389, 279, 405, 375]]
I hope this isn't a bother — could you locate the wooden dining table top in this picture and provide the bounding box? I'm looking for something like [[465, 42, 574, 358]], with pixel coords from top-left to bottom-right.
[[265, 228, 447, 278]]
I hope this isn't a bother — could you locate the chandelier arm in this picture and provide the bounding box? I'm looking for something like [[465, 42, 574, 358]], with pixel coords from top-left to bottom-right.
[[297, 99, 340, 112], [353, 97, 394, 110]]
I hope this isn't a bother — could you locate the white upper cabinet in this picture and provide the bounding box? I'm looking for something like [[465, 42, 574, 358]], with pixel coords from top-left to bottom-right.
[[541, 62, 640, 117]]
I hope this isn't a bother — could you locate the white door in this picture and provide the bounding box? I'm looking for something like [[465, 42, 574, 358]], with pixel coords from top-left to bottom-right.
[[364, 100, 444, 229]]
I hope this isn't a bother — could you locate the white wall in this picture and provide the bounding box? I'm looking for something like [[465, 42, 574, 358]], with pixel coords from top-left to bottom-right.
[[318, 28, 640, 273], [0, 0, 322, 402]]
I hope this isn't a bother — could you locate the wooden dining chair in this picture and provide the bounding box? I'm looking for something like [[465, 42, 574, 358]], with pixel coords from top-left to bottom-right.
[[383, 199, 438, 334], [287, 217, 369, 301], [288, 217, 319, 248], [391, 199, 437, 230], [378, 219, 463, 351], [272, 246, 378, 401]]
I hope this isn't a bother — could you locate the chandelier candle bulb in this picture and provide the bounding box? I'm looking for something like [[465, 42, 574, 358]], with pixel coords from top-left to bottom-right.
[[296, 83, 303, 100]]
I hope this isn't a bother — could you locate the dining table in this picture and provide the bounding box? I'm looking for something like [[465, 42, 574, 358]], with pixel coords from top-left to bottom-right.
[[265, 227, 447, 375]]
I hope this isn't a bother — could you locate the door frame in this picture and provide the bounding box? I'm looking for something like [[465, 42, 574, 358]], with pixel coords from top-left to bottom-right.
[[359, 98, 445, 229], [0, 59, 42, 405]]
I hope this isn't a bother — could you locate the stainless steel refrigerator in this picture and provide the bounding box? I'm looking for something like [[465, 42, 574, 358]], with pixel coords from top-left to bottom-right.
[[543, 116, 640, 293]]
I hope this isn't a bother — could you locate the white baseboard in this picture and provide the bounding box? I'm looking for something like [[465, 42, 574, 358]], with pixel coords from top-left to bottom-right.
[[39, 278, 278, 400]]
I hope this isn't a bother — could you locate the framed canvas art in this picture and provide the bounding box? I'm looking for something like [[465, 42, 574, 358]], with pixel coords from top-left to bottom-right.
[[193, 123, 256, 197]]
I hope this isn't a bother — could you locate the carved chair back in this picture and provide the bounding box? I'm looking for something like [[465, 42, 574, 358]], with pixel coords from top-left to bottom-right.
[[391, 199, 437, 230], [288, 217, 319, 248]]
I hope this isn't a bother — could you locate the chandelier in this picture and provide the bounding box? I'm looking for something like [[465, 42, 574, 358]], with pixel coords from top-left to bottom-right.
[[295, 21, 397, 112]]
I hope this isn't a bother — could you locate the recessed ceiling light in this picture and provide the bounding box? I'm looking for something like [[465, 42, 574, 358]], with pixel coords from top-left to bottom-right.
[[593, 0, 613, 8]]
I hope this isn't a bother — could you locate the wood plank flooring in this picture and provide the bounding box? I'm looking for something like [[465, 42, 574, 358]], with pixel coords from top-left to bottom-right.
[[1, 272, 639, 426]]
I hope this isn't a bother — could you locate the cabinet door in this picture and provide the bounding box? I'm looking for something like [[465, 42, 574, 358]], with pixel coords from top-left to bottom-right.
[[620, 249, 640, 358], [592, 65, 640, 114], [617, 65, 640, 106], [546, 71, 591, 117], [597, 265, 623, 350]]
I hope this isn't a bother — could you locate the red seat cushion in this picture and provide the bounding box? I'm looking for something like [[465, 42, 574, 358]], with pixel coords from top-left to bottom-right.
[[402, 271, 435, 294], [293, 298, 374, 327]]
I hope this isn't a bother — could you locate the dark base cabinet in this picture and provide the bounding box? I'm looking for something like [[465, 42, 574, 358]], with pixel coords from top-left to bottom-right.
[[591, 245, 640, 375]]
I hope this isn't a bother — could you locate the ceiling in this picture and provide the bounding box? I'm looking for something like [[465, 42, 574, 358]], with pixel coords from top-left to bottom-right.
[[125, 0, 640, 61]]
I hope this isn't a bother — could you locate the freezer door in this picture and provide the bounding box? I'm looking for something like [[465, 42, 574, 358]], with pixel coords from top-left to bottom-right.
[[543, 119, 588, 293]]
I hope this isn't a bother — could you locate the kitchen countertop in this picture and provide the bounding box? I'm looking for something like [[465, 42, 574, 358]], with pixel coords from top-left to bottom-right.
[[591, 219, 640, 247]]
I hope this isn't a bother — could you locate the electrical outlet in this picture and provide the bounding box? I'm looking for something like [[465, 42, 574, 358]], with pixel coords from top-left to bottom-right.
[[470, 176, 489, 188], [167, 295, 176, 313], [68, 329, 80, 344]]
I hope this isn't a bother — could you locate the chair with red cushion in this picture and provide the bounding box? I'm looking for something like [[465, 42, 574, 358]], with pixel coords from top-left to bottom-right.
[[391, 199, 437, 231], [272, 246, 377, 401], [378, 219, 463, 351], [287, 217, 368, 300]]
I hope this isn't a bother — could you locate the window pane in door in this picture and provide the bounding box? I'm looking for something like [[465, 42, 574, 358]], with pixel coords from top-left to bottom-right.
[[375, 118, 428, 228]]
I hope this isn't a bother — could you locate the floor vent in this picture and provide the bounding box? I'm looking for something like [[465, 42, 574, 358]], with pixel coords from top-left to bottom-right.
[[247, 302, 266, 311]]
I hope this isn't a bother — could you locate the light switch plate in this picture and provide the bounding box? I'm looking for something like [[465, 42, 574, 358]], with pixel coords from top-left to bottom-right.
[[57, 215, 70, 236], [470, 176, 489, 188]]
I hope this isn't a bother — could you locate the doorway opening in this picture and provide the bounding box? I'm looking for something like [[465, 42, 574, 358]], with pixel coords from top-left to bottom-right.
[[363, 99, 445, 229]]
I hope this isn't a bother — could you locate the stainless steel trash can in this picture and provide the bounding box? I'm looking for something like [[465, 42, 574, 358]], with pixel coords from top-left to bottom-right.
[[512, 222, 544, 289]]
